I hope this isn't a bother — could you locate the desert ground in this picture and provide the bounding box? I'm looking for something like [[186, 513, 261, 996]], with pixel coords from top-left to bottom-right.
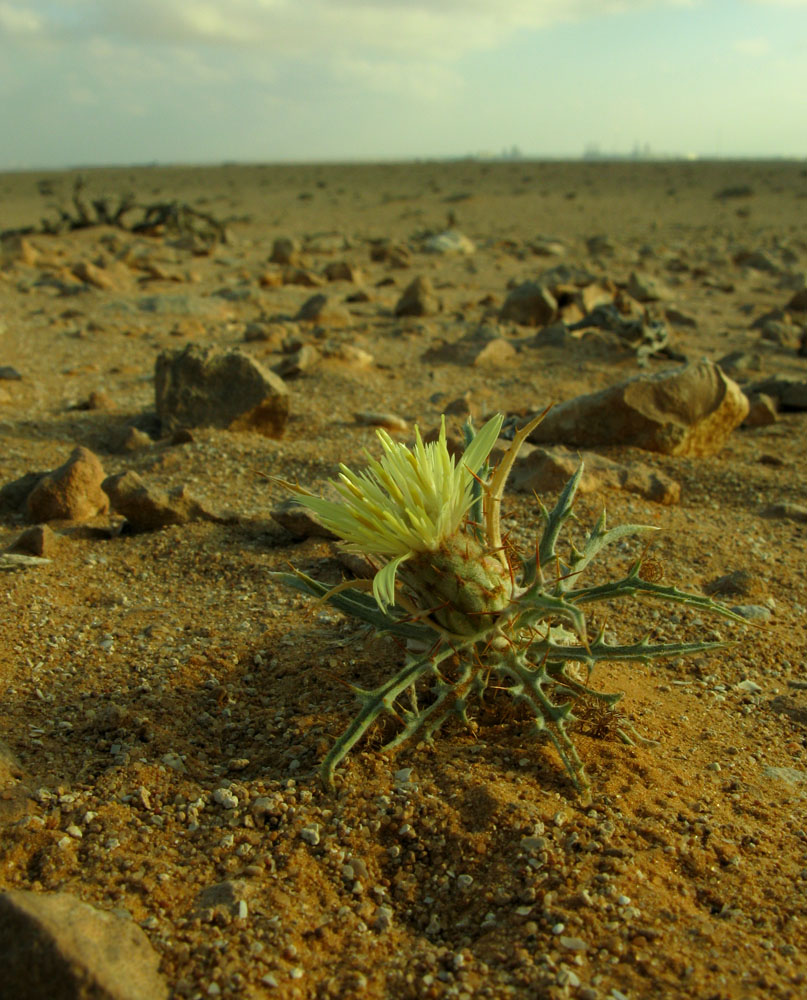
[[1, 159, 806, 1000]]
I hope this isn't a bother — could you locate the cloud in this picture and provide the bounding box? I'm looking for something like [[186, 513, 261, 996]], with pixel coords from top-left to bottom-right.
[[7, 1, 689, 59], [0, 2, 45, 36], [732, 36, 772, 56]]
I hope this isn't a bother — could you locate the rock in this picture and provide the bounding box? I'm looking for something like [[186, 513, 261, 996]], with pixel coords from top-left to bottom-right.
[[733, 248, 779, 273], [327, 343, 374, 369], [304, 232, 349, 254], [71, 259, 116, 291], [0, 889, 168, 1000], [190, 880, 253, 922], [717, 350, 763, 378], [26, 447, 109, 523], [528, 236, 567, 257], [747, 375, 807, 410], [1, 233, 39, 267], [294, 293, 351, 326], [282, 267, 325, 287], [354, 412, 408, 432], [758, 321, 800, 350], [715, 184, 753, 199], [761, 502, 807, 523], [472, 338, 517, 366], [704, 569, 760, 599], [269, 237, 300, 265], [6, 524, 59, 557], [271, 344, 321, 379], [0, 553, 51, 571], [0, 740, 26, 788], [394, 276, 440, 317], [730, 604, 772, 623], [270, 499, 338, 540], [499, 281, 557, 327], [243, 320, 288, 347], [323, 261, 363, 283], [627, 271, 668, 303], [787, 287, 807, 312], [423, 230, 475, 255], [103, 471, 223, 532], [0, 365, 23, 380], [566, 305, 670, 360], [511, 447, 680, 504], [110, 426, 154, 453], [76, 389, 116, 411], [526, 361, 749, 457], [665, 307, 698, 329], [0, 470, 47, 513], [155, 344, 289, 437], [742, 392, 777, 427], [586, 234, 616, 257]]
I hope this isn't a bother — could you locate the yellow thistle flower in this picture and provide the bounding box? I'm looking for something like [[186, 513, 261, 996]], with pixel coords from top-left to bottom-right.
[[285, 415, 503, 611]]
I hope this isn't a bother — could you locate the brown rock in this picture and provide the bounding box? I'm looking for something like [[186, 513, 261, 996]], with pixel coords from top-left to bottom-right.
[[787, 287, 807, 312], [102, 471, 223, 532], [283, 267, 325, 287], [26, 447, 109, 523], [71, 259, 116, 291], [743, 392, 778, 427], [500, 281, 557, 326], [394, 276, 440, 317], [270, 237, 300, 265], [270, 499, 338, 540], [155, 344, 290, 437], [324, 261, 363, 283], [512, 447, 680, 503], [272, 344, 321, 378], [472, 338, 517, 366], [0, 889, 168, 1000], [295, 293, 351, 326], [526, 361, 749, 457], [6, 524, 59, 557]]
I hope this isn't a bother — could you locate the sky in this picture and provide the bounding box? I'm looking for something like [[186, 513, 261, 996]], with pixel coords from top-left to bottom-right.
[[0, 0, 805, 169]]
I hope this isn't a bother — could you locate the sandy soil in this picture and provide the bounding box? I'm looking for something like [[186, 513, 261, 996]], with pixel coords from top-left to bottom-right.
[[1, 159, 806, 1000]]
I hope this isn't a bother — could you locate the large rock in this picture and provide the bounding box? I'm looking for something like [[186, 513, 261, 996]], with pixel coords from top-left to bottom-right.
[[155, 344, 289, 437], [0, 890, 168, 1000], [527, 361, 749, 456], [26, 447, 109, 523], [500, 281, 557, 327]]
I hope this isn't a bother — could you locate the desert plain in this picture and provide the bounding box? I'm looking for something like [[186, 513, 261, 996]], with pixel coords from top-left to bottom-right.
[[1, 158, 806, 999]]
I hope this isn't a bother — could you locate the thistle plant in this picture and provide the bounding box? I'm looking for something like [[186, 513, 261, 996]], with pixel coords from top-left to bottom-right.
[[274, 413, 740, 795]]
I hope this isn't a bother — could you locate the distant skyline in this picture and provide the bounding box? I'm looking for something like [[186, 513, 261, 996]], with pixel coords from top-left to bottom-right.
[[1, 0, 805, 170]]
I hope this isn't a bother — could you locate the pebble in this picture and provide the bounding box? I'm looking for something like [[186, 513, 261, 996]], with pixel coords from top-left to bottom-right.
[[559, 935, 588, 952], [300, 825, 321, 845], [354, 411, 408, 432], [730, 604, 772, 622], [212, 788, 239, 809]]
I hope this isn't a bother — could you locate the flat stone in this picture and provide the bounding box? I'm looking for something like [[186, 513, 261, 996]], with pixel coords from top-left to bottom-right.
[[0, 889, 168, 1000]]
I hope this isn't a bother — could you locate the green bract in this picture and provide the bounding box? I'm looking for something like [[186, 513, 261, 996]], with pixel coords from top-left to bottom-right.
[[274, 413, 741, 796]]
